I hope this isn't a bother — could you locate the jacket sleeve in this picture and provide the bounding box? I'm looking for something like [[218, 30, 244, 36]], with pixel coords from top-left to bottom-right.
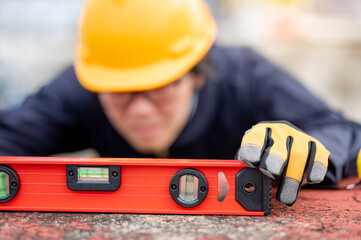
[[243, 49, 361, 184], [0, 66, 93, 156]]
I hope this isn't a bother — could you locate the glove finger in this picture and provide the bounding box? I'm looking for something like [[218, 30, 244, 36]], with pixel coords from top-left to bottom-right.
[[237, 125, 267, 168], [307, 141, 329, 183], [259, 128, 290, 179], [276, 138, 309, 206]]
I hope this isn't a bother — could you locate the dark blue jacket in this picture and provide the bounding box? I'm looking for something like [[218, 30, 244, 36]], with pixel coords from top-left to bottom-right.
[[0, 47, 360, 184]]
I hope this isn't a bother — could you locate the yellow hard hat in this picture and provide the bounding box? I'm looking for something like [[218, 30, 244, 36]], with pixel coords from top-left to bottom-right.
[[74, 0, 217, 92]]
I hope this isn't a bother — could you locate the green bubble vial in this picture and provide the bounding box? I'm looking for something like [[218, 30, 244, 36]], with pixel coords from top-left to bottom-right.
[[78, 167, 109, 183], [0, 171, 10, 198]]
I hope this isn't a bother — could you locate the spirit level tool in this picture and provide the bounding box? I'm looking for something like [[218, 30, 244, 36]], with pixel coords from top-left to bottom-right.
[[0, 157, 271, 215]]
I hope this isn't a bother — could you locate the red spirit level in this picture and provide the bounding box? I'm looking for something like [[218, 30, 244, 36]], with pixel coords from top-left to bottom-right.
[[0, 157, 271, 215]]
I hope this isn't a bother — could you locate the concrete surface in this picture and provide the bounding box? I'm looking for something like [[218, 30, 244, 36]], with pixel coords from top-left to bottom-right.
[[0, 176, 360, 240]]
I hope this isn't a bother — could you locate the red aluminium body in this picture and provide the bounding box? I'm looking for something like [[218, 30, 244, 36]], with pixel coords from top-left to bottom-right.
[[0, 157, 271, 215]]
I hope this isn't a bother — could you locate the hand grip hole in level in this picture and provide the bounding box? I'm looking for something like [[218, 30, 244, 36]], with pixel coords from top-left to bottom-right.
[[243, 182, 256, 194]]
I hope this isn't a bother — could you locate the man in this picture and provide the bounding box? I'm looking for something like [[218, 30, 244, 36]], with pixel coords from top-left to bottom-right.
[[0, 0, 360, 206]]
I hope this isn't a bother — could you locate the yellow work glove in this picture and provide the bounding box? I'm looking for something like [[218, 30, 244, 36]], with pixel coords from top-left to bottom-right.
[[237, 121, 330, 206]]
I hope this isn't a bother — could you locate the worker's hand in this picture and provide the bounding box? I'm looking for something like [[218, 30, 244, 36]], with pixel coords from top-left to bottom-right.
[[236, 121, 329, 206]]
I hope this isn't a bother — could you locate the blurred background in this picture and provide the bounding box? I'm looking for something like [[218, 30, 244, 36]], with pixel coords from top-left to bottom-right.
[[0, 0, 360, 122]]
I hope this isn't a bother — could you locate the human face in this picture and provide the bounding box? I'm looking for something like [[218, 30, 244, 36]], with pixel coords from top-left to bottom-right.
[[98, 73, 204, 155]]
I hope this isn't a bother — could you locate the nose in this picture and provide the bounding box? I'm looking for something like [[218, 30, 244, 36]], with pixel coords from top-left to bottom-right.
[[126, 93, 157, 116]]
